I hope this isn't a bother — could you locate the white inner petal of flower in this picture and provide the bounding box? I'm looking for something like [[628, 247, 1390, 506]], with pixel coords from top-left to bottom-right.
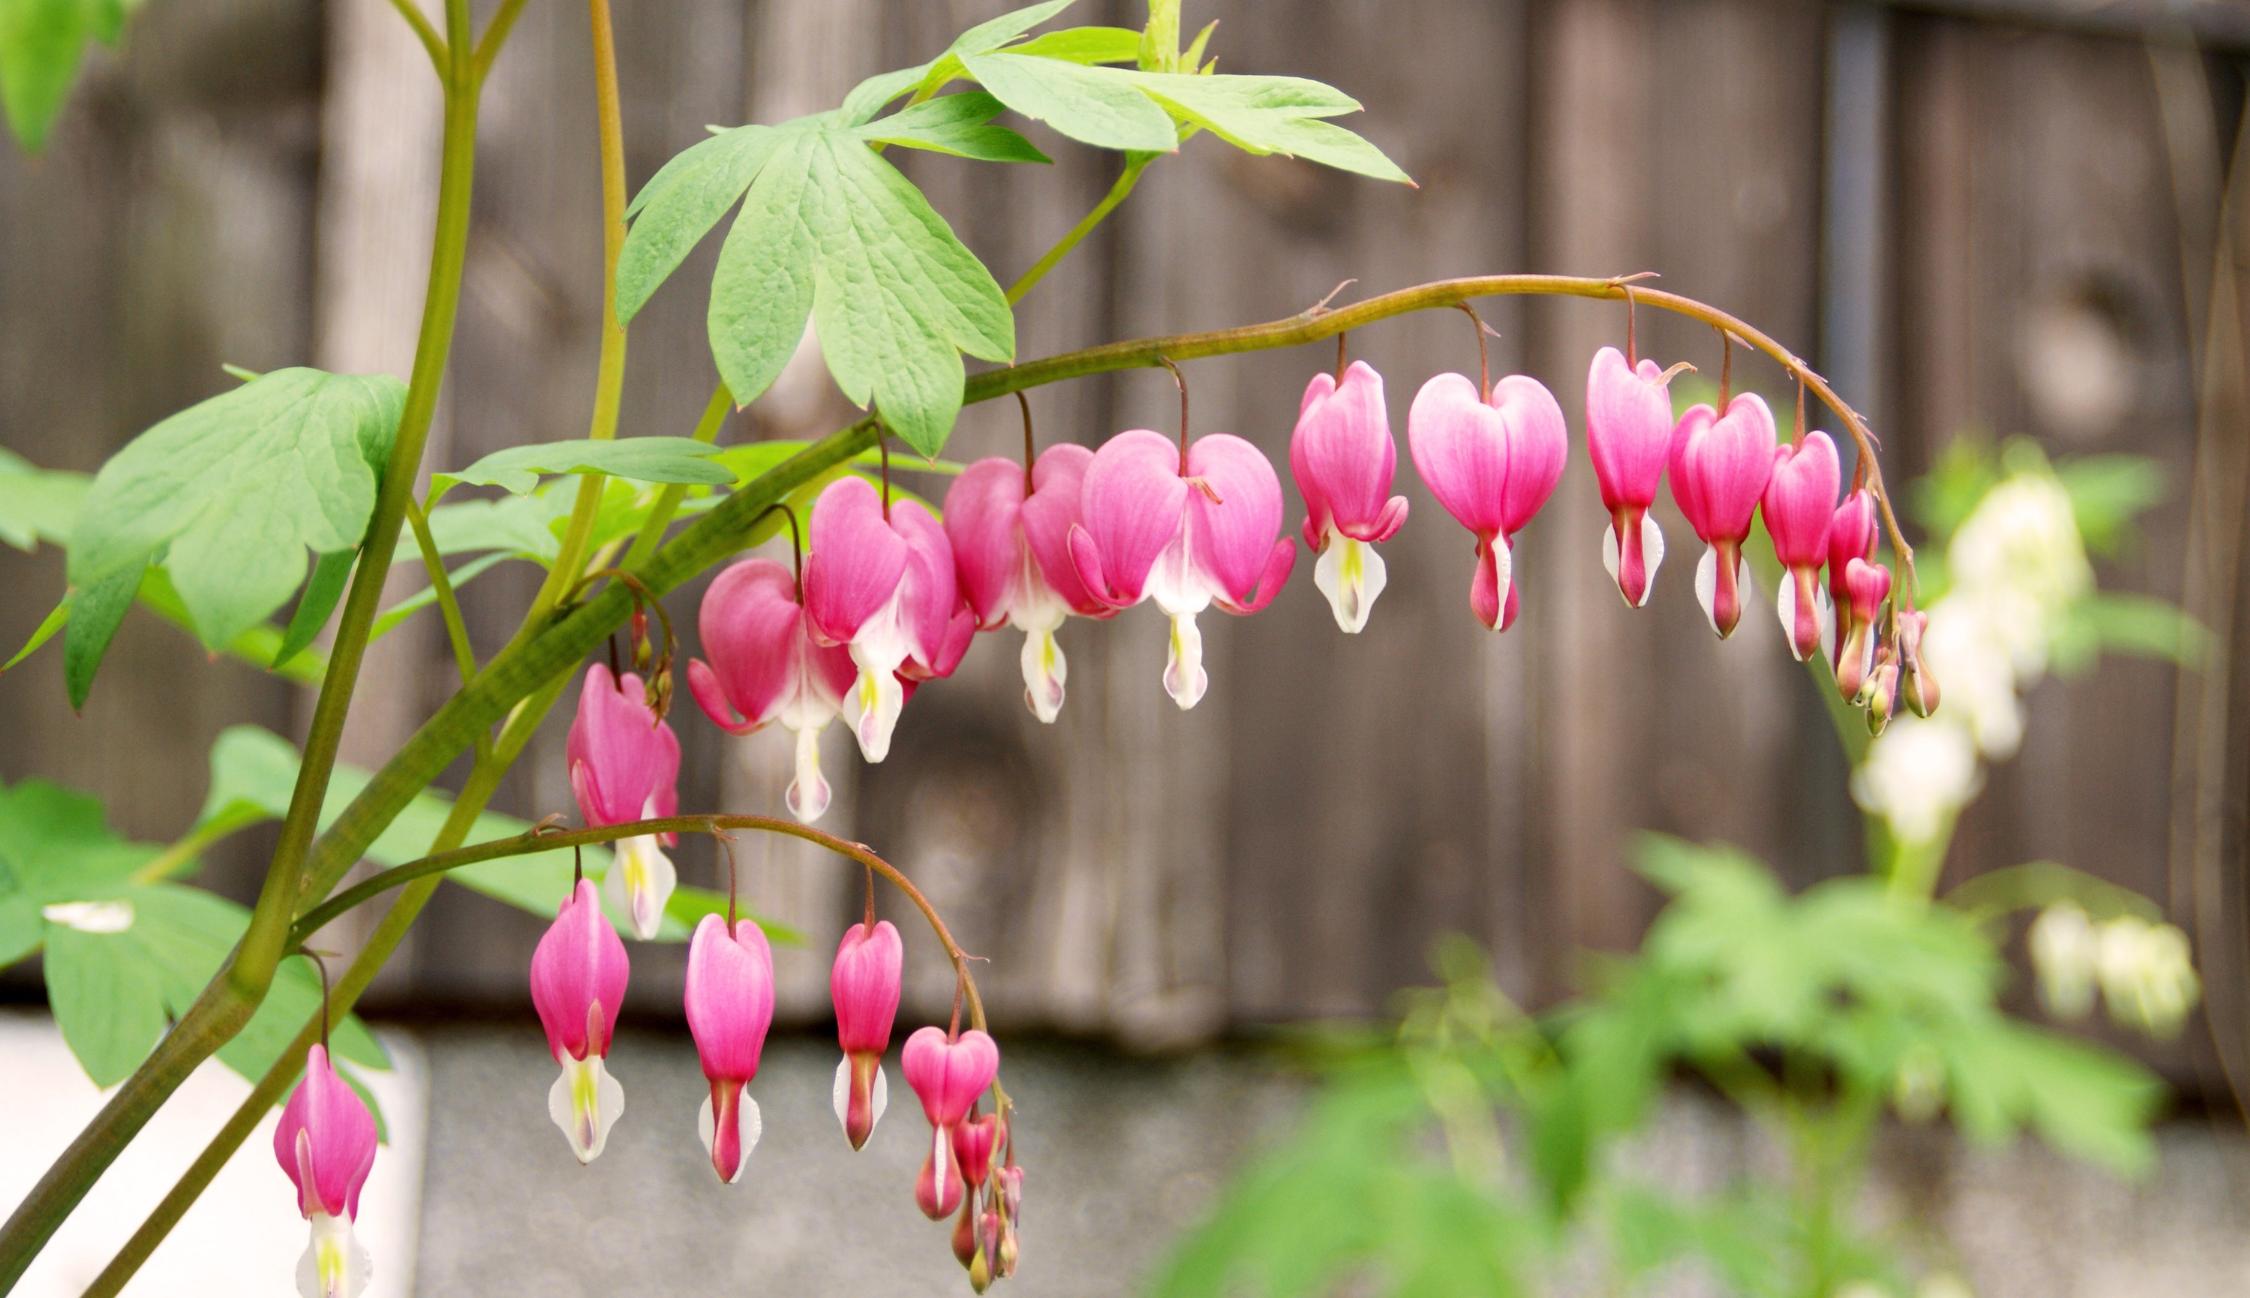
[[548, 1055, 624, 1164], [1313, 530, 1385, 634], [786, 724, 832, 823], [1163, 612, 1208, 710], [606, 834, 676, 941], [1019, 626, 1068, 724], [295, 1212, 372, 1298]]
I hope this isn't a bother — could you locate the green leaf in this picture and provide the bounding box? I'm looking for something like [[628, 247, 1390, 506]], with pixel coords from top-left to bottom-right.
[[62, 563, 139, 710], [273, 549, 356, 669], [2055, 453, 2166, 556], [615, 124, 785, 323], [0, 452, 89, 550], [959, 52, 1179, 152], [836, 0, 1086, 123], [67, 367, 405, 648], [1008, 26, 1142, 65], [431, 436, 734, 497], [0, 0, 130, 150], [709, 132, 1013, 456], [44, 922, 169, 1085], [0, 894, 43, 966], [6, 597, 68, 671], [0, 776, 152, 901], [1129, 72, 1411, 184], [855, 91, 1051, 163], [2051, 592, 2208, 672]]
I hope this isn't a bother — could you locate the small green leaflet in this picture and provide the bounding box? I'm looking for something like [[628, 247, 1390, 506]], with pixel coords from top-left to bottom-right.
[[431, 436, 734, 498], [67, 367, 405, 660], [858, 91, 1052, 163], [0, 449, 88, 551], [0, 0, 138, 151]]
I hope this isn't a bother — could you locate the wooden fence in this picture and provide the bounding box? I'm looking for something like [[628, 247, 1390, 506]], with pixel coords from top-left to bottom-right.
[[2, 0, 2245, 1095]]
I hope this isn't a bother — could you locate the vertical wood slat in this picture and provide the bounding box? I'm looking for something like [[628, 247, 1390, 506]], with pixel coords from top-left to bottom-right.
[[1887, 13, 2207, 1074], [1525, 0, 1833, 985]]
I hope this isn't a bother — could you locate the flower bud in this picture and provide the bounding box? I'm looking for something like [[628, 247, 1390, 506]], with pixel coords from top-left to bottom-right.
[[1897, 606, 1940, 718], [685, 915, 775, 1185], [529, 879, 630, 1163], [917, 1133, 964, 1220], [952, 1113, 1002, 1191], [275, 1044, 378, 1298], [567, 665, 681, 940], [830, 920, 904, 1150]]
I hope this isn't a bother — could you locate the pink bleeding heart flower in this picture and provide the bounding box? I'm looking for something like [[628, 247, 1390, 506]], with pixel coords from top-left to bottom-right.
[[1066, 430, 1295, 709], [903, 1027, 1001, 1220], [945, 445, 1107, 722], [529, 878, 631, 1164], [1826, 488, 1879, 633], [1586, 345, 1685, 608], [804, 476, 966, 764], [1834, 558, 1893, 700], [997, 1161, 1024, 1276], [684, 914, 776, 1185], [567, 665, 680, 941], [1763, 431, 1842, 661], [274, 1043, 378, 1298], [1289, 361, 1409, 633], [1667, 392, 1778, 638], [830, 918, 904, 1151], [1406, 371, 1567, 631], [687, 557, 856, 823]]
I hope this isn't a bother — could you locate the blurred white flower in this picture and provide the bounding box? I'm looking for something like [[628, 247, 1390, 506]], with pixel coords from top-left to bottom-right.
[[1851, 717, 1979, 843], [2096, 915, 2200, 1038], [1948, 474, 2091, 621], [2028, 902, 2099, 1020], [1917, 599, 2025, 758], [1919, 1273, 1975, 1298]]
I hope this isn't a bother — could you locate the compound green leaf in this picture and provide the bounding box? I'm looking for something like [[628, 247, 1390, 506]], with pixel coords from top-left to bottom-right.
[[68, 367, 404, 650], [616, 124, 785, 323], [854, 91, 1050, 163]]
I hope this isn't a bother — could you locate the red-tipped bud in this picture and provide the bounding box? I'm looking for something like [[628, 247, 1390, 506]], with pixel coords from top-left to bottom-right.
[[1834, 558, 1892, 701], [1897, 607, 1939, 718], [916, 1125, 964, 1220], [952, 1198, 979, 1269], [972, 1209, 1004, 1290]]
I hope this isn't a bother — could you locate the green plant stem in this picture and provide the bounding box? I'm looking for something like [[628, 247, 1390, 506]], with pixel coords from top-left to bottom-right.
[[620, 383, 734, 569], [385, 0, 445, 70], [84, 678, 565, 1298], [406, 498, 478, 692], [1006, 153, 1151, 304], [0, 6, 484, 1285], [126, 816, 252, 886], [528, 0, 633, 623], [471, 0, 532, 85], [54, 270, 1899, 1291]]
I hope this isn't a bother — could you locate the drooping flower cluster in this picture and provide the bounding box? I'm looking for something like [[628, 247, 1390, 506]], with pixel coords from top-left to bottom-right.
[[670, 327, 1932, 832]]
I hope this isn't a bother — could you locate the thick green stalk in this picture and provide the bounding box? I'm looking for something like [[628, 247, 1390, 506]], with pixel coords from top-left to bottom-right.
[[84, 682, 562, 1298], [0, 7, 485, 1285]]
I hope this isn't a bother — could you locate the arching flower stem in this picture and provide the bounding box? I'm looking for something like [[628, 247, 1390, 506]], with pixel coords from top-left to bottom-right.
[[287, 813, 992, 1034]]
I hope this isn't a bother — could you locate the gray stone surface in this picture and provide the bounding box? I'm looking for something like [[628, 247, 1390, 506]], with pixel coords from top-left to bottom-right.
[[413, 1025, 2250, 1296], [411, 1026, 1302, 1296]]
